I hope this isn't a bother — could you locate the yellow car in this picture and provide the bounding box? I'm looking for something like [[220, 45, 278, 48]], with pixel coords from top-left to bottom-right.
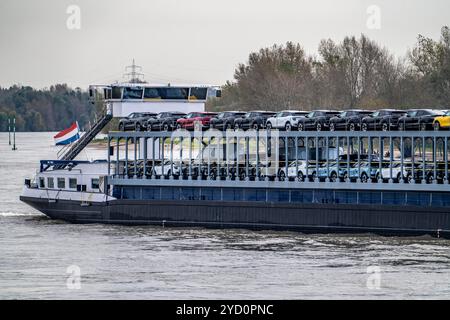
[[433, 111, 450, 130]]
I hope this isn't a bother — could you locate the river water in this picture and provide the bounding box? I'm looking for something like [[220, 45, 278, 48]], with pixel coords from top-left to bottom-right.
[[0, 132, 449, 299]]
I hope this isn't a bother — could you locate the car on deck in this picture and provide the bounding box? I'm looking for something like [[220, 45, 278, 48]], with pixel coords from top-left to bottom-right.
[[361, 109, 406, 131], [265, 110, 309, 131], [296, 110, 339, 131], [176, 112, 218, 131], [118, 112, 157, 131], [432, 110, 450, 131], [397, 109, 445, 131], [329, 110, 373, 131], [147, 112, 186, 131], [233, 111, 276, 130], [209, 111, 246, 131]]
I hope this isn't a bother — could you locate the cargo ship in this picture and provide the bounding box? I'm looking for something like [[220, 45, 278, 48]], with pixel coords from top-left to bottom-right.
[[20, 82, 450, 238]]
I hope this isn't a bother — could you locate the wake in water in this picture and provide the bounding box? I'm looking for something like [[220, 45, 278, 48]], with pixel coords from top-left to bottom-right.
[[0, 212, 41, 217]]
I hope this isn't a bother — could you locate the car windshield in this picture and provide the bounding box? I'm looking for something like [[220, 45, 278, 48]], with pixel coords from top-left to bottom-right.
[[431, 110, 445, 116], [445, 111, 450, 116], [407, 111, 418, 117], [339, 112, 347, 117], [371, 111, 380, 117], [187, 113, 200, 118], [244, 113, 252, 118], [307, 112, 314, 118]]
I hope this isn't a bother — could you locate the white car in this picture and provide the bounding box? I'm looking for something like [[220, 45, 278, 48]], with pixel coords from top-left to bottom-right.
[[266, 110, 309, 131], [152, 160, 181, 177], [376, 161, 408, 182], [279, 160, 315, 181]]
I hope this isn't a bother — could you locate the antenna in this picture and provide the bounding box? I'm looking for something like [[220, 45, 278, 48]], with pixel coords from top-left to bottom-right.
[[123, 59, 145, 83]]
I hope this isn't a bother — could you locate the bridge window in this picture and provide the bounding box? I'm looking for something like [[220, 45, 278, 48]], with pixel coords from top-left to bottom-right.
[[57, 178, 65, 189], [47, 177, 54, 189], [123, 87, 143, 100], [111, 87, 122, 99], [69, 178, 77, 189], [335, 191, 357, 204], [39, 177, 45, 188], [431, 193, 450, 207], [189, 87, 208, 100], [161, 187, 180, 200], [144, 88, 161, 99]]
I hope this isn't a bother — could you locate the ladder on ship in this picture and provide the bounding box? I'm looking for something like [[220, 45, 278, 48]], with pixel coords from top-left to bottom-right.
[[59, 112, 113, 161]]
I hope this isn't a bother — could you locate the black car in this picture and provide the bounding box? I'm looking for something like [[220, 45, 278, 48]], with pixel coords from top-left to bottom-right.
[[398, 109, 445, 131], [118, 112, 157, 131], [210, 111, 246, 130], [146, 112, 186, 131], [233, 111, 276, 130], [361, 109, 406, 131], [297, 110, 339, 131], [329, 110, 372, 131]]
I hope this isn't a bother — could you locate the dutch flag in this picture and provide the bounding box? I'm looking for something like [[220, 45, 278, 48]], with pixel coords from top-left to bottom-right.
[[54, 122, 80, 146]]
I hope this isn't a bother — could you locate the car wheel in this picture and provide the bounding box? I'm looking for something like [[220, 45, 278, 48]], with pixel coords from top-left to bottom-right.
[[147, 124, 152, 131], [329, 123, 335, 131], [316, 123, 322, 132], [252, 123, 259, 130], [135, 123, 141, 131], [360, 172, 368, 183], [163, 123, 170, 131], [348, 122, 356, 131], [434, 122, 440, 131], [398, 123, 405, 131], [278, 170, 286, 181], [381, 122, 389, 131], [311, 171, 318, 181], [297, 171, 304, 182], [234, 123, 240, 130], [406, 173, 413, 183], [225, 123, 232, 130], [298, 123, 305, 131], [285, 122, 292, 131], [330, 171, 338, 182], [119, 123, 124, 131], [361, 123, 368, 131], [266, 122, 272, 130], [176, 123, 182, 130], [420, 122, 427, 131]]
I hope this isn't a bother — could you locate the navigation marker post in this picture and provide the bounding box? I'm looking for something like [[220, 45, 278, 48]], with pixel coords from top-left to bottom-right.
[[12, 117, 17, 151], [8, 118, 11, 145]]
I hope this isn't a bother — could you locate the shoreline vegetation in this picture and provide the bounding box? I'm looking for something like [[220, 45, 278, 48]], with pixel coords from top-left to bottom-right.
[[1, 27, 448, 133]]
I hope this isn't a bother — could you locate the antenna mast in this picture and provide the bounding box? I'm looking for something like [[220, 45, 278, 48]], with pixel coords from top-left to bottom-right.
[[124, 59, 145, 83]]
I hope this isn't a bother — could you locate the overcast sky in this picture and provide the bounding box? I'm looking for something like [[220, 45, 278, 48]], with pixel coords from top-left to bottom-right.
[[0, 0, 449, 89]]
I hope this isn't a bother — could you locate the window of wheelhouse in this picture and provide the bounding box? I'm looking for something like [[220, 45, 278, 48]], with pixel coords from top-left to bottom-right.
[[69, 178, 77, 189], [122, 87, 143, 100], [47, 177, 54, 189], [161, 87, 189, 100], [189, 87, 208, 100], [39, 177, 45, 188], [111, 87, 122, 99], [57, 178, 65, 189]]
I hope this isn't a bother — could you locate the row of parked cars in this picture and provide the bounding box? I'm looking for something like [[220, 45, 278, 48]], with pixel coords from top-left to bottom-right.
[[118, 108, 450, 132], [122, 157, 447, 184]]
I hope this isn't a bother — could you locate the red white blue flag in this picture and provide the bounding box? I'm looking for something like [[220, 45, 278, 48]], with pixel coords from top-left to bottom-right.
[[54, 122, 80, 145]]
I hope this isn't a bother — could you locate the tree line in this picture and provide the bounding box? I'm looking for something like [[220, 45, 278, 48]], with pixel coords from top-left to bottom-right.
[[0, 84, 95, 132], [208, 26, 450, 112], [1, 27, 448, 131]]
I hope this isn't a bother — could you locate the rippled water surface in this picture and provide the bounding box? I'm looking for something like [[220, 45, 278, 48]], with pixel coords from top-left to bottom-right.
[[0, 133, 449, 299]]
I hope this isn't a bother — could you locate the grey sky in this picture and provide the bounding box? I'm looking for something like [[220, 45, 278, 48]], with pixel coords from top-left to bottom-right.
[[0, 0, 449, 89]]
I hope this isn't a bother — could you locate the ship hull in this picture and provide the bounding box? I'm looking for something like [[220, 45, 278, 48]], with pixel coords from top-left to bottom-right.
[[20, 196, 450, 238]]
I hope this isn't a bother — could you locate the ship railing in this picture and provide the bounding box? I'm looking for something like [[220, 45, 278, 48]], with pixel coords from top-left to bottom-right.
[[106, 130, 450, 191]]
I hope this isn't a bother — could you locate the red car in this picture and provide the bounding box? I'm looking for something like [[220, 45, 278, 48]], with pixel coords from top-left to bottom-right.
[[176, 112, 217, 130]]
